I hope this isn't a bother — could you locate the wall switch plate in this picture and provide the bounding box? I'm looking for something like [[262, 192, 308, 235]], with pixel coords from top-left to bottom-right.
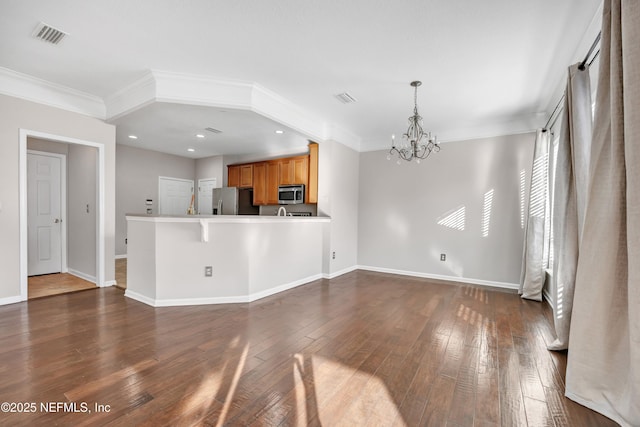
[[205, 266, 213, 277], [440, 254, 446, 261]]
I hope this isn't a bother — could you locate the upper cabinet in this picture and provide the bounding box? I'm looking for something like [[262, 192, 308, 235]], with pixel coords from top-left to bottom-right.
[[228, 142, 319, 206], [228, 164, 253, 188], [279, 156, 308, 186]]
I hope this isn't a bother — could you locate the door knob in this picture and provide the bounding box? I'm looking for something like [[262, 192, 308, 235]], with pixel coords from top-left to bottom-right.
[[54, 218, 61, 223]]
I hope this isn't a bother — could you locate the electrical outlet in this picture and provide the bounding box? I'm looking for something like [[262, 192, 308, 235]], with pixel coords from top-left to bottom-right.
[[205, 266, 213, 277], [332, 251, 336, 260], [440, 253, 446, 261]]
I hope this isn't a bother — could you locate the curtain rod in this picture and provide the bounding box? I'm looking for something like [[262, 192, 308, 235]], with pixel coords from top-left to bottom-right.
[[579, 31, 601, 70], [543, 31, 602, 131]]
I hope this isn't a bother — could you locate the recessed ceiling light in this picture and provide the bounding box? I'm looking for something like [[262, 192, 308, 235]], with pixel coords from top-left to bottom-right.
[[187, 148, 195, 152], [196, 134, 205, 138], [128, 135, 138, 140], [275, 130, 284, 134]]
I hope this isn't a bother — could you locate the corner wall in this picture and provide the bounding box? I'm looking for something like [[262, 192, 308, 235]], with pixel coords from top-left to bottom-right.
[[0, 94, 116, 302], [317, 140, 360, 277], [358, 132, 535, 287]]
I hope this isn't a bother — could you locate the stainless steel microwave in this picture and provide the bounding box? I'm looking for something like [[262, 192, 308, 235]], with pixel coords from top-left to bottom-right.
[[278, 184, 304, 204]]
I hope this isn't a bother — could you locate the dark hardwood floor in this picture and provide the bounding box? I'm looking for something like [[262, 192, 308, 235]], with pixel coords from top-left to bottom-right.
[[0, 271, 617, 426]]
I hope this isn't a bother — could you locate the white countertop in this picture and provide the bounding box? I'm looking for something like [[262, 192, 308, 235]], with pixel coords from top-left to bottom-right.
[[126, 214, 331, 224]]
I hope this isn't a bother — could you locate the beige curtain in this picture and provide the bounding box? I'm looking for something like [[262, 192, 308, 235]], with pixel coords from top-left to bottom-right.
[[519, 129, 549, 301], [547, 63, 592, 351], [565, 1, 640, 426]]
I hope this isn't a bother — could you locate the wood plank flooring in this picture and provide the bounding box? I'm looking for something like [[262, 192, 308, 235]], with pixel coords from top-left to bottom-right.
[[0, 271, 618, 426], [28, 273, 97, 299], [115, 258, 127, 290]]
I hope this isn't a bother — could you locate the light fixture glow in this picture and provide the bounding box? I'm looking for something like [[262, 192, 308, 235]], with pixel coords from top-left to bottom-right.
[[388, 81, 439, 162], [275, 130, 284, 134], [187, 148, 195, 152], [128, 135, 138, 140], [196, 134, 205, 138]]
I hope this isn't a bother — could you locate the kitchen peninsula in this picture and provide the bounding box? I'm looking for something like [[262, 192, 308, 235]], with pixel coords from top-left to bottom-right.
[[125, 214, 330, 307]]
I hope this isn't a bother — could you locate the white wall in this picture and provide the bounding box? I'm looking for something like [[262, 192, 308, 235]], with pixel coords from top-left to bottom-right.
[[358, 132, 535, 287], [0, 94, 116, 302], [67, 144, 98, 279], [317, 140, 360, 277], [195, 155, 224, 190], [115, 144, 196, 256]]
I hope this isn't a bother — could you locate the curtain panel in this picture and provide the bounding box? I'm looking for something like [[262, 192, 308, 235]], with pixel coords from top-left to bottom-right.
[[548, 62, 592, 351], [565, 1, 640, 425], [519, 129, 549, 301]]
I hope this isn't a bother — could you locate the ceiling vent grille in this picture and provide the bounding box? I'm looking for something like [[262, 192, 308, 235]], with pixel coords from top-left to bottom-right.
[[205, 127, 222, 134], [32, 22, 68, 45], [335, 92, 357, 104]]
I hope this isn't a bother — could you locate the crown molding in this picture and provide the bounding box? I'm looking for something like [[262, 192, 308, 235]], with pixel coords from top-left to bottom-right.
[[104, 71, 156, 121], [0, 67, 105, 118]]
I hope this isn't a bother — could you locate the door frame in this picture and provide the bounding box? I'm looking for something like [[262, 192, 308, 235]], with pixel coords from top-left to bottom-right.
[[26, 150, 68, 275], [19, 129, 106, 301]]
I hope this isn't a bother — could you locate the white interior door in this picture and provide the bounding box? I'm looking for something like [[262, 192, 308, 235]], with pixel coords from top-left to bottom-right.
[[159, 177, 194, 215], [197, 178, 218, 215], [28, 152, 63, 276]]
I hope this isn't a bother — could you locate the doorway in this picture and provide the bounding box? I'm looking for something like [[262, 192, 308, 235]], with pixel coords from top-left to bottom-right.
[[19, 130, 106, 302], [158, 176, 194, 215]]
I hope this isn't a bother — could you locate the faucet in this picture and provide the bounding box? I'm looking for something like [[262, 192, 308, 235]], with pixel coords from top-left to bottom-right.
[[277, 206, 287, 216]]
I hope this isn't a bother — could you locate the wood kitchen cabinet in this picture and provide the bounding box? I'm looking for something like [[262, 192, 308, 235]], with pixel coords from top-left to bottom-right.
[[228, 164, 253, 188], [228, 143, 318, 206], [266, 161, 279, 204], [279, 156, 308, 186]]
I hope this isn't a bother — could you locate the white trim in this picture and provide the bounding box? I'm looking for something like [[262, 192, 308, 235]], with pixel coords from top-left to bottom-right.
[[0, 295, 23, 306], [323, 265, 358, 279], [68, 269, 97, 285], [125, 273, 323, 307], [26, 150, 68, 275], [357, 265, 519, 290], [123, 289, 157, 306], [0, 67, 105, 118], [20, 129, 106, 304], [115, 254, 128, 260], [126, 214, 330, 224], [103, 280, 116, 287]]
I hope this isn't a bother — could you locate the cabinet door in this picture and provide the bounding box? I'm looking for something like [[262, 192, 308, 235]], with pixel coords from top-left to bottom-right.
[[253, 163, 267, 205], [239, 164, 253, 188], [307, 143, 318, 203], [293, 156, 308, 186], [278, 159, 294, 185], [228, 165, 240, 187], [266, 161, 280, 204]]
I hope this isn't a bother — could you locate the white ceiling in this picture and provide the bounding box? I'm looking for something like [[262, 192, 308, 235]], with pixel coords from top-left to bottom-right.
[[0, 0, 602, 158]]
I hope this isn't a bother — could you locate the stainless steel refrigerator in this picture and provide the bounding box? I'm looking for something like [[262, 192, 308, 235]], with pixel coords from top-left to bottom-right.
[[212, 187, 259, 215]]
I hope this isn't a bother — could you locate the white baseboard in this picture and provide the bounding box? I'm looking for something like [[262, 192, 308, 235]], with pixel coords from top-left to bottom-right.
[[0, 295, 25, 306], [115, 254, 127, 260], [323, 265, 358, 279], [103, 280, 116, 287], [357, 265, 519, 290], [124, 289, 157, 306], [124, 273, 324, 307], [68, 269, 97, 285]]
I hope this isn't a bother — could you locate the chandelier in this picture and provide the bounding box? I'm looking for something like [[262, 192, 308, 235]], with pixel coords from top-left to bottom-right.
[[388, 81, 440, 163]]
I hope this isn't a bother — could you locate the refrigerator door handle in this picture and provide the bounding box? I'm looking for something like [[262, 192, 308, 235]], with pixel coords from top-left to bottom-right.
[[217, 199, 223, 215]]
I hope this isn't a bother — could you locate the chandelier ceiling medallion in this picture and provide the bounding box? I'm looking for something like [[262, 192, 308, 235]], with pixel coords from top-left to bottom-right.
[[388, 80, 440, 163]]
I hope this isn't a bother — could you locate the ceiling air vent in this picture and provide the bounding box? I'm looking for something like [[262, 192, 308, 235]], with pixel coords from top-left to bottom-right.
[[32, 22, 68, 45], [334, 92, 357, 104], [205, 127, 222, 134]]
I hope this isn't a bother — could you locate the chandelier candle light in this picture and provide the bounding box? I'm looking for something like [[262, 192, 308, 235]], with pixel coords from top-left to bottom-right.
[[388, 80, 440, 163]]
